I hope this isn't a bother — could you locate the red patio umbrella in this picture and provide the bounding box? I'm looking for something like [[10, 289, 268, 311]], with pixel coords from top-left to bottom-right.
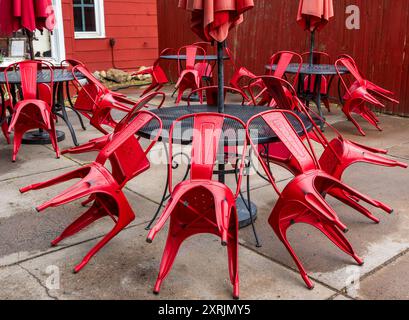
[[0, 0, 55, 59], [297, 0, 334, 65], [178, 0, 254, 113]]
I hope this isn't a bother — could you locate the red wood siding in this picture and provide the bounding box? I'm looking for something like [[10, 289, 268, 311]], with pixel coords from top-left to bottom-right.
[[62, 0, 158, 71], [157, 0, 409, 116]]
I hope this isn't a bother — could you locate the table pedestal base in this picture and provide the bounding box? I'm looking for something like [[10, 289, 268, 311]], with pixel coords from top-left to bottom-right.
[[237, 198, 257, 229], [22, 130, 65, 145]]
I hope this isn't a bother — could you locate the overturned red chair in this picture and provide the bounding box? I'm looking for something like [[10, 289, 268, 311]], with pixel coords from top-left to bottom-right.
[[147, 113, 248, 299], [132, 48, 174, 97], [20, 109, 163, 272], [336, 55, 399, 136], [246, 109, 397, 289], [251, 75, 407, 223], [61, 91, 165, 156], [71, 64, 137, 135], [174, 45, 207, 105], [5, 60, 60, 162]]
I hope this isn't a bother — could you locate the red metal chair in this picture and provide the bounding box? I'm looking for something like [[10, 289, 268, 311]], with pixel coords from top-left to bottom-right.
[[20, 109, 163, 272], [4, 60, 60, 162], [254, 51, 303, 106], [71, 64, 137, 135], [301, 51, 332, 112], [132, 48, 174, 97], [335, 56, 399, 136], [252, 76, 407, 223], [193, 42, 214, 86], [146, 113, 248, 299], [61, 91, 165, 156], [174, 45, 207, 104], [225, 47, 259, 101], [246, 109, 379, 289]]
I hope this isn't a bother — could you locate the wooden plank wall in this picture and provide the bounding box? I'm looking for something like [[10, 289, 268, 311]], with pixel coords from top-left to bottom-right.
[[157, 0, 409, 116], [62, 0, 158, 71]]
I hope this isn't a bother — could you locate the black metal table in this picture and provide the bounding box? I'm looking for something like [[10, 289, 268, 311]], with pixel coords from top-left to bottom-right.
[[138, 104, 312, 241], [160, 55, 229, 61], [265, 63, 349, 128], [0, 69, 84, 145]]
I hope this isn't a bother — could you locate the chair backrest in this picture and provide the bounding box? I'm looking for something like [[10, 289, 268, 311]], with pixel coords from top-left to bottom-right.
[[247, 76, 298, 109], [268, 51, 303, 86], [177, 45, 206, 74], [95, 110, 163, 186], [187, 86, 246, 106], [71, 64, 108, 112], [168, 113, 248, 198], [335, 55, 365, 95], [4, 60, 54, 109], [301, 51, 331, 65], [114, 91, 166, 133], [61, 59, 84, 69], [247, 109, 320, 175]]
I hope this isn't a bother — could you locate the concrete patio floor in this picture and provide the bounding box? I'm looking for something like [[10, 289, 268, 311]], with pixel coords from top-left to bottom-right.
[[1, 84, 409, 300]]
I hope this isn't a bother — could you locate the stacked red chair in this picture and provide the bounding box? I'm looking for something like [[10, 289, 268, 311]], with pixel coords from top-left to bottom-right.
[[246, 109, 382, 289], [4, 60, 60, 162], [146, 113, 248, 299], [251, 75, 407, 223], [132, 48, 174, 97], [174, 45, 207, 104], [255, 51, 303, 106], [225, 47, 259, 101], [336, 55, 399, 136], [71, 64, 137, 135], [20, 109, 163, 272], [61, 92, 165, 156], [301, 51, 332, 112]]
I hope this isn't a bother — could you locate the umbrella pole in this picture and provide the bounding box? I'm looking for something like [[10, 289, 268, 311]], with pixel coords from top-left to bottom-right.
[[217, 40, 225, 183], [217, 41, 225, 113], [309, 30, 315, 66], [26, 29, 35, 60]]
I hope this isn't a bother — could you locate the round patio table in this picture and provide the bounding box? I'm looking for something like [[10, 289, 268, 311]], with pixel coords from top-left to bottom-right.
[[0, 69, 84, 145], [265, 63, 349, 129], [138, 104, 313, 236]]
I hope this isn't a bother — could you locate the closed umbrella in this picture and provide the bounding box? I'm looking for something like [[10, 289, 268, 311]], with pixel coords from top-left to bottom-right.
[[179, 0, 254, 113], [297, 0, 334, 65], [178, 0, 254, 183], [0, 0, 55, 59]]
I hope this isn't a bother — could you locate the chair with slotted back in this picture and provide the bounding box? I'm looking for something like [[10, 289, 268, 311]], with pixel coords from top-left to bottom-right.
[[147, 113, 248, 299]]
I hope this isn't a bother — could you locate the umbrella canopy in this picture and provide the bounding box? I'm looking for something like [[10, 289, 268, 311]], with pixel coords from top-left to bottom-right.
[[0, 0, 55, 36], [178, 0, 254, 43], [297, 0, 334, 32]]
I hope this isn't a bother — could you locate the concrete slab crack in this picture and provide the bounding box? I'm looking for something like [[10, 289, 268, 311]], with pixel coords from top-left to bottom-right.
[[18, 264, 59, 300]]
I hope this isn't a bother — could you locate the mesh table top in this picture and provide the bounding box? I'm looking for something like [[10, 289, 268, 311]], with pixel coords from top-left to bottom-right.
[[266, 63, 349, 75], [0, 69, 83, 84], [138, 104, 312, 145]]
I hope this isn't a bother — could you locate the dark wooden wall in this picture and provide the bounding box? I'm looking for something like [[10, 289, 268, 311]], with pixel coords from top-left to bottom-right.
[[157, 0, 409, 116]]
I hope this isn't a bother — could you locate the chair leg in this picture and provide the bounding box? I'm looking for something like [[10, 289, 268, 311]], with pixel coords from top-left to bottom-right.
[[327, 187, 380, 223], [74, 203, 134, 273], [1, 121, 10, 144], [51, 202, 107, 246], [20, 166, 89, 194], [323, 97, 331, 112], [11, 129, 24, 162], [344, 110, 366, 136], [153, 227, 185, 294], [227, 229, 239, 299], [360, 151, 408, 168], [48, 126, 60, 159]]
